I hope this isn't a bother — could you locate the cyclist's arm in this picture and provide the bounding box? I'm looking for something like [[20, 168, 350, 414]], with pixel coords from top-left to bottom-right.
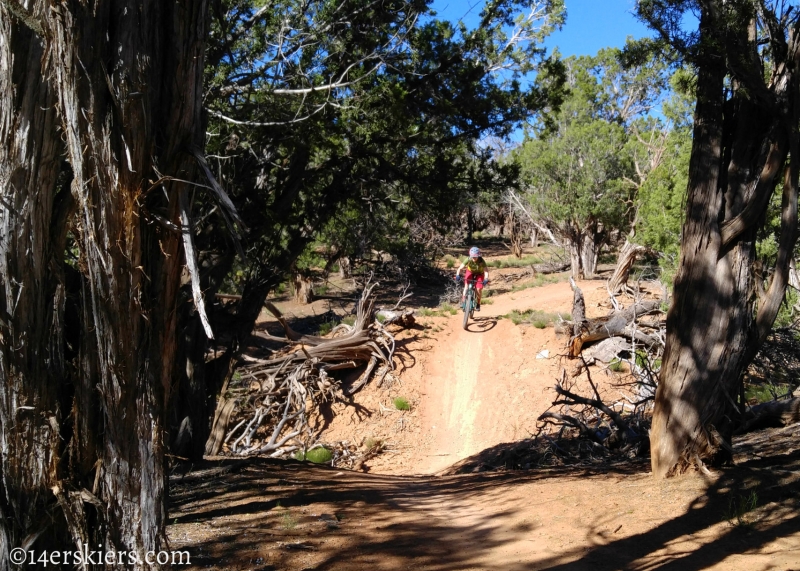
[[455, 261, 465, 277]]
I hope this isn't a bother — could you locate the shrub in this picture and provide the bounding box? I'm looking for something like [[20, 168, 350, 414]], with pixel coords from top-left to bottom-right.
[[305, 447, 333, 464], [609, 359, 625, 372], [318, 320, 336, 336], [393, 397, 411, 411]]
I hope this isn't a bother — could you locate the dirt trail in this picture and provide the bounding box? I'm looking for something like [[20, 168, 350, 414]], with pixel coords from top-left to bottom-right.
[[403, 280, 594, 474], [169, 278, 800, 570]]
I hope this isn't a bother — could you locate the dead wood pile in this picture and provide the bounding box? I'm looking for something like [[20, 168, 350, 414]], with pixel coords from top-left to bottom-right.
[[204, 284, 398, 460]]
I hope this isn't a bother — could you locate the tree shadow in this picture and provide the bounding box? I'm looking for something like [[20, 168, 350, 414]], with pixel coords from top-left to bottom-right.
[[169, 426, 800, 571]]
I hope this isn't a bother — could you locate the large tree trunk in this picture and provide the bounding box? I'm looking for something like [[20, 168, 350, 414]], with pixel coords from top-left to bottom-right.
[[2, 0, 215, 565], [650, 4, 800, 478]]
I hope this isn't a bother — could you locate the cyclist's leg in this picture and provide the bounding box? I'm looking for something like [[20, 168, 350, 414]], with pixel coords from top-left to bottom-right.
[[475, 275, 484, 308], [463, 270, 475, 306]]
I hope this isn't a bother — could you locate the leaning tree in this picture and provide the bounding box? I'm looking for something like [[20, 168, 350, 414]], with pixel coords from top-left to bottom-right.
[[1, 0, 226, 565], [636, 0, 800, 477]]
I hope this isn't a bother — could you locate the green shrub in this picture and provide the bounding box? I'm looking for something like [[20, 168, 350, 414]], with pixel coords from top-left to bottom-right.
[[609, 359, 625, 372], [318, 320, 336, 336], [304, 447, 333, 464], [393, 397, 411, 411]]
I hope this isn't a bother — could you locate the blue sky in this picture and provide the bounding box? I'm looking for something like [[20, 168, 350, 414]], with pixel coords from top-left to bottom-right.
[[432, 0, 654, 58]]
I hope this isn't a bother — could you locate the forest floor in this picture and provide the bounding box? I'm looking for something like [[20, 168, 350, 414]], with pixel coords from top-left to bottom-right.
[[168, 244, 800, 571]]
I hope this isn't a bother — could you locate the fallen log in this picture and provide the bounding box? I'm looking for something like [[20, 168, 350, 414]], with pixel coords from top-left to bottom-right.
[[736, 397, 800, 434], [568, 281, 662, 358]]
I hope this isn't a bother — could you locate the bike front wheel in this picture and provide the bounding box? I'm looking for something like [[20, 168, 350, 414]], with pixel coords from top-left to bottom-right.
[[462, 290, 472, 330]]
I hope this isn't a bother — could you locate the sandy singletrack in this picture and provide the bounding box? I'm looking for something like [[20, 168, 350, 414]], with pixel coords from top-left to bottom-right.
[[168, 277, 800, 571]]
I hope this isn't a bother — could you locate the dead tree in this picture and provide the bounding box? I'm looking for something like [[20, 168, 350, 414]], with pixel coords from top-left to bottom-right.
[[567, 280, 662, 357], [607, 242, 648, 295]]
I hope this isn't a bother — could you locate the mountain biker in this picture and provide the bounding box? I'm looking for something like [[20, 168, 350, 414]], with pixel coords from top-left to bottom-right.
[[455, 246, 489, 311]]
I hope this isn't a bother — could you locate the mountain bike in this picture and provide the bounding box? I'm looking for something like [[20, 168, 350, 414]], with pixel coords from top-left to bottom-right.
[[456, 276, 486, 330]]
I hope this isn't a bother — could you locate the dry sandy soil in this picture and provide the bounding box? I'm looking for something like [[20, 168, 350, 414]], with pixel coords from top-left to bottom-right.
[[168, 273, 800, 571]]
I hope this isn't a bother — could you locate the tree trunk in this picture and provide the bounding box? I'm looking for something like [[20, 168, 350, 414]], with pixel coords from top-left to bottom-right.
[[580, 234, 599, 279], [2, 0, 215, 564], [568, 242, 583, 280], [339, 256, 351, 279], [293, 273, 314, 304], [650, 3, 799, 477]]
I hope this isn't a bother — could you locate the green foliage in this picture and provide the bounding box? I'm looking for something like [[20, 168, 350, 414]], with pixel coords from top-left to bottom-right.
[[744, 381, 790, 404], [203, 0, 568, 305], [280, 512, 300, 529], [295, 447, 333, 464], [488, 255, 541, 268], [318, 320, 336, 336], [418, 303, 459, 317], [635, 127, 691, 287], [608, 359, 625, 372], [513, 47, 668, 277], [393, 397, 411, 411]]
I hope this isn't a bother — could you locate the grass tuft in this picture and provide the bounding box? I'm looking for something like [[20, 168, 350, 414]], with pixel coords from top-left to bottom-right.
[[393, 397, 411, 411], [725, 490, 759, 527]]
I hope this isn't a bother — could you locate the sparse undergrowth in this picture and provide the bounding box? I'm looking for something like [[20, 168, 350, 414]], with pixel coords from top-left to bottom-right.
[[725, 490, 759, 528], [506, 309, 569, 328], [418, 303, 459, 317]]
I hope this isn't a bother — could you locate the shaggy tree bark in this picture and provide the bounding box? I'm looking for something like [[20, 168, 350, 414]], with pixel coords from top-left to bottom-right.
[[1, 0, 218, 565], [0, 1, 70, 556], [649, 2, 800, 477]]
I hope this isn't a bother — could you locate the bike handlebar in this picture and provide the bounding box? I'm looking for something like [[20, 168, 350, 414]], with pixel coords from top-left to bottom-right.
[[454, 275, 489, 285]]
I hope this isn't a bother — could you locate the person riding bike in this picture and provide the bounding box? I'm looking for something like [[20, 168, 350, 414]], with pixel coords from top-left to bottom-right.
[[455, 246, 489, 311]]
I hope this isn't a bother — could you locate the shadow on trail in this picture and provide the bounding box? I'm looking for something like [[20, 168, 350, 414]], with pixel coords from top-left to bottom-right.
[[464, 316, 498, 333], [169, 430, 800, 571]]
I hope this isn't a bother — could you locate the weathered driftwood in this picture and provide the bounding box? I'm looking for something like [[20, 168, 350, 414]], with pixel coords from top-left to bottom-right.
[[568, 280, 661, 358], [205, 284, 396, 458], [375, 308, 416, 327], [607, 242, 648, 294]]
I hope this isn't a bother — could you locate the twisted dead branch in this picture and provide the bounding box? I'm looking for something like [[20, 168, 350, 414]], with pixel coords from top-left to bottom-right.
[[204, 283, 397, 458]]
